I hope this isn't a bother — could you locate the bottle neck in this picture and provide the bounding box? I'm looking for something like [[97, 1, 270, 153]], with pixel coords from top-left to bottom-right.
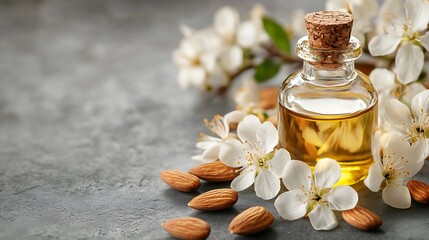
[[301, 60, 357, 86], [295, 36, 362, 87]]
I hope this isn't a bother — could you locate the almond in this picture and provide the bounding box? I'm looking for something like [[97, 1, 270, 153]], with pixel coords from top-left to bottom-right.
[[189, 161, 239, 182], [342, 206, 382, 231], [407, 180, 429, 205], [258, 87, 278, 110], [188, 188, 238, 211], [229, 206, 275, 235], [160, 170, 201, 192], [162, 217, 210, 240]]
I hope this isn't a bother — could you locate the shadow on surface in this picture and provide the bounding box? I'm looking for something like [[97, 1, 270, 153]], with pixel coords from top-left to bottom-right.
[[233, 227, 278, 239], [200, 181, 231, 191], [161, 188, 199, 205], [191, 206, 240, 218]]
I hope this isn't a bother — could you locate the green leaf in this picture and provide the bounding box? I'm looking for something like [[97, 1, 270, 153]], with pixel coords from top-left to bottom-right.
[[262, 16, 291, 54], [254, 59, 281, 83]]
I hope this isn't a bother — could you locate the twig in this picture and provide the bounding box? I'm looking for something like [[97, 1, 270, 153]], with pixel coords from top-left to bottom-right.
[[228, 63, 255, 80], [262, 44, 301, 64], [217, 64, 255, 95], [217, 45, 300, 95]]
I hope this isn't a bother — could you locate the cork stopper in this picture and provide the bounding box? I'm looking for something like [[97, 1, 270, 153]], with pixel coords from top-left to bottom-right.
[[303, 11, 354, 69], [305, 11, 353, 49]]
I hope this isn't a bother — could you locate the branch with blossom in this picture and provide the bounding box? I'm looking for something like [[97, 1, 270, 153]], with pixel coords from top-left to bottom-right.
[[173, 0, 429, 94]]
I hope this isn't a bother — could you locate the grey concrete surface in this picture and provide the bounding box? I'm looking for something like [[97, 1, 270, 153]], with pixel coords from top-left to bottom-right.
[[0, 0, 428, 239]]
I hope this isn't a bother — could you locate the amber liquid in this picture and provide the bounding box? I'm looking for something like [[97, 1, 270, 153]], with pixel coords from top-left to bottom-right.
[[278, 103, 377, 186]]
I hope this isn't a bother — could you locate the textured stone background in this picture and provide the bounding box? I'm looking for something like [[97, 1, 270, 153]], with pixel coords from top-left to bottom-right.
[[0, 0, 428, 239]]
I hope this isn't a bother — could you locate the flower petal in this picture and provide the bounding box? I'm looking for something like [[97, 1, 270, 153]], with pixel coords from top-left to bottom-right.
[[411, 90, 429, 119], [402, 82, 426, 106], [237, 115, 261, 143], [196, 137, 221, 149], [200, 143, 221, 162], [385, 99, 413, 133], [257, 121, 279, 154], [282, 160, 312, 191], [407, 0, 429, 32], [224, 110, 247, 125], [368, 34, 401, 56], [200, 52, 217, 73], [325, 0, 348, 12], [237, 21, 258, 48], [383, 137, 426, 178], [254, 170, 281, 200], [234, 78, 260, 108], [383, 136, 426, 176], [382, 183, 411, 209], [231, 168, 255, 192], [274, 189, 307, 221], [220, 46, 243, 73], [369, 68, 395, 92], [314, 158, 341, 189], [250, 3, 266, 23], [308, 204, 338, 231], [178, 67, 206, 89], [219, 139, 246, 167], [268, 148, 291, 178], [179, 36, 201, 60], [364, 163, 384, 192], [350, 0, 378, 21], [421, 32, 429, 51], [214, 6, 239, 41], [172, 49, 192, 67], [325, 186, 358, 211], [395, 43, 424, 84], [289, 9, 306, 37]]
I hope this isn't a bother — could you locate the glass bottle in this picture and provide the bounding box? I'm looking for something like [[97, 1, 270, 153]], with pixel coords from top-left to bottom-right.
[[277, 11, 378, 186]]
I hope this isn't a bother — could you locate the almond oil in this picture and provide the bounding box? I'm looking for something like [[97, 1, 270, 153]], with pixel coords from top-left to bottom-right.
[[278, 101, 377, 185]]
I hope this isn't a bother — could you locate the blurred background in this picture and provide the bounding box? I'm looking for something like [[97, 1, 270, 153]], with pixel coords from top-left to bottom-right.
[[0, 0, 325, 130], [0, 1, 321, 238]]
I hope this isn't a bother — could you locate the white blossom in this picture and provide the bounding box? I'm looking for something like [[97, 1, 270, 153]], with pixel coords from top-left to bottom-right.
[[173, 27, 226, 90], [369, 0, 429, 84], [234, 78, 260, 111], [232, 78, 279, 127], [173, 5, 273, 91], [364, 136, 425, 208], [275, 158, 358, 230], [369, 68, 425, 124], [383, 90, 429, 154], [288, 9, 307, 38], [219, 115, 290, 200], [214, 6, 267, 49], [214, 7, 240, 44], [193, 111, 246, 163]]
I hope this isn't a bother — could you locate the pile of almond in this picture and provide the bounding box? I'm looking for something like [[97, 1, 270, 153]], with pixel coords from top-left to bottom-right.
[[160, 161, 429, 239], [159, 161, 275, 239]]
